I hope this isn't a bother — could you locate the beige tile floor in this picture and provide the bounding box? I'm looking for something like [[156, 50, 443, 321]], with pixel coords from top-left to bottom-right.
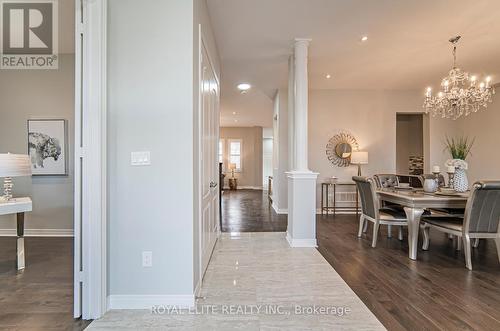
[[88, 232, 385, 330]]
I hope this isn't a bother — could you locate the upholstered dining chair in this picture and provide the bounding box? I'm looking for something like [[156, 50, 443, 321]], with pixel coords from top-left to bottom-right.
[[353, 176, 408, 247], [374, 174, 399, 188], [421, 181, 500, 270]]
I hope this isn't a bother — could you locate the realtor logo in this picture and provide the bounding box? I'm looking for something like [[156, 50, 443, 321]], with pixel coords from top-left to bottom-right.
[[1, 0, 58, 69]]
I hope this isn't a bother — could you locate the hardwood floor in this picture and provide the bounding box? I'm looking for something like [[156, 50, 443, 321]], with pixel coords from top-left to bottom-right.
[[317, 214, 500, 331], [221, 189, 287, 232], [0, 237, 91, 330]]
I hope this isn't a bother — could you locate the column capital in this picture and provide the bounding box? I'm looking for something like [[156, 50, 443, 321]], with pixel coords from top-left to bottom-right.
[[294, 38, 312, 46]]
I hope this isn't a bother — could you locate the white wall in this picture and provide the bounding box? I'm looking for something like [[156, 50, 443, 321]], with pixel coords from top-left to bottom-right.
[[0, 54, 75, 233], [272, 89, 288, 213], [107, 0, 195, 300], [308, 89, 457, 208], [263, 138, 273, 189], [453, 87, 500, 183]]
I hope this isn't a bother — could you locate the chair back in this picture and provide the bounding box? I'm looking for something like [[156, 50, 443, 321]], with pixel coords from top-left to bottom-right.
[[421, 174, 446, 187], [353, 176, 379, 219], [374, 174, 399, 188], [397, 174, 423, 188], [463, 181, 500, 234]]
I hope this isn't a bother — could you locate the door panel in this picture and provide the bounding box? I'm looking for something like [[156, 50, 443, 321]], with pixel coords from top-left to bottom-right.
[[200, 39, 219, 280]]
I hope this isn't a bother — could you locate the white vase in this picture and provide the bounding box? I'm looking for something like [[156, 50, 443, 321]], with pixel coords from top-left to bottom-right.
[[454, 168, 469, 192]]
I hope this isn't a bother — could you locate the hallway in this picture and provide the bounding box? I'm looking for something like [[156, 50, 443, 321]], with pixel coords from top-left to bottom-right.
[[221, 190, 287, 232], [88, 233, 384, 330]]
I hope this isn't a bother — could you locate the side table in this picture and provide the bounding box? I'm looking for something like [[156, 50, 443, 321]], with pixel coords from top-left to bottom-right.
[[0, 197, 33, 270]]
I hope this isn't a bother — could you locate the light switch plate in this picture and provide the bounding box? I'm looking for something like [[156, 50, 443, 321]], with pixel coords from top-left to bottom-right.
[[131, 151, 151, 166]]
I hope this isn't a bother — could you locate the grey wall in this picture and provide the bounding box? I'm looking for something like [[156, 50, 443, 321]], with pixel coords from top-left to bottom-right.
[[107, 0, 195, 297], [0, 54, 75, 232], [220, 126, 263, 188]]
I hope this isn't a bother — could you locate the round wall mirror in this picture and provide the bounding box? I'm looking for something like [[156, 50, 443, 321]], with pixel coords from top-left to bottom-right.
[[326, 132, 359, 167]]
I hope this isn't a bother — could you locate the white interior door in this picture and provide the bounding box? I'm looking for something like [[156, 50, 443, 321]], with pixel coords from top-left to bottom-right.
[[200, 39, 219, 279]]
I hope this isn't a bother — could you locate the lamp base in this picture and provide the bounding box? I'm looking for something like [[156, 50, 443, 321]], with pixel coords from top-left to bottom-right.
[[3, 176, 13, 201], [357, 165, 362, 176]]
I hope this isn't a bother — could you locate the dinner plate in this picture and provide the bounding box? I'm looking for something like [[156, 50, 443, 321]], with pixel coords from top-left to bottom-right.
[[435, 191, 461, 196], [394, 186, 413, 190]]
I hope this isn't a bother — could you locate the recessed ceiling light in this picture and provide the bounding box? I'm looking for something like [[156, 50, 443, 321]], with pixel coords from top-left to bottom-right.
[[326, 74, 332, 79], [232, 112, 236, 115], [234, 119, 238, 123], [361, 36, 368, 42], [237, 83, 251, 91]]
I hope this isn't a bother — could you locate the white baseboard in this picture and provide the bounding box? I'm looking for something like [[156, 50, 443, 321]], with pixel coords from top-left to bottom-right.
[[286, 232, 317, 248], [0, 228, 74, 237], [272, 203, 288, 215], [107, 295, 195, 310]]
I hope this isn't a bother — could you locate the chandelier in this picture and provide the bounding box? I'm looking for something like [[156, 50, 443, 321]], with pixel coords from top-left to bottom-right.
[[423, 36, 495, 120]]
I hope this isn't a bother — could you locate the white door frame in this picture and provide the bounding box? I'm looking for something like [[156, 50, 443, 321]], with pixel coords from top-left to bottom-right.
[[74, 0, 107, 320]]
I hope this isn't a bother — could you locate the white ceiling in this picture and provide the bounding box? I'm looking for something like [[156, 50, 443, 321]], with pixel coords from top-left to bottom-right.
[[207, 0, 500, 127]]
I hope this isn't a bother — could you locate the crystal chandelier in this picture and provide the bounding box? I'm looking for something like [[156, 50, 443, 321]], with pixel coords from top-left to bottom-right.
[[423, 36, 495, 120]]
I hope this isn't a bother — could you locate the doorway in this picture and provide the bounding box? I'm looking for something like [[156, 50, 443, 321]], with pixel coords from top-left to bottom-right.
[[396, 113, 425, 175]]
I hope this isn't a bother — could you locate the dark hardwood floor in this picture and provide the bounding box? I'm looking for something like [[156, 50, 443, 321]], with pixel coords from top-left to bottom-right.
[[0, 237, 91, 330], [221, 189, 287, 232], [317, 214, 500, 331]]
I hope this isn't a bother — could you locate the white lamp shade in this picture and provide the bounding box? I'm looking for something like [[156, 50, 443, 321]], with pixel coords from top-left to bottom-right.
[[351, 151, 368, 165], [0, 154, 32, 177], [228, 163, 237, 170]]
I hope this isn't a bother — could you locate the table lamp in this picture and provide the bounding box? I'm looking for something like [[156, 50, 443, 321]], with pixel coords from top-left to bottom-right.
[[228, 163, 237, 178], [0, 153, 32, 201], [351, 151, 368, 176]]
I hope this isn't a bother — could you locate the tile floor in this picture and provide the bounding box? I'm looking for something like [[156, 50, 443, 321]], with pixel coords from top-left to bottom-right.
[[88, 232, 384, 330]]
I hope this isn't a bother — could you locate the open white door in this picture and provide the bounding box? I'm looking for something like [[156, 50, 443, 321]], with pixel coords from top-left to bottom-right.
[[74, 0, 107, 320], [199, 36, 220, 280]]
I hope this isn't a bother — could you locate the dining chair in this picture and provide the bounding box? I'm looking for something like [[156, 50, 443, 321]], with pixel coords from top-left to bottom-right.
[[353, 176, 408, 247], [374, 174, 399, 188], [421, 181, 500, 270]]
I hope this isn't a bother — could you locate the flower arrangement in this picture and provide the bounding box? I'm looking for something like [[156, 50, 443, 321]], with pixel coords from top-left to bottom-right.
[[446, 158, 468, 170], [444, 135, 474, 160]]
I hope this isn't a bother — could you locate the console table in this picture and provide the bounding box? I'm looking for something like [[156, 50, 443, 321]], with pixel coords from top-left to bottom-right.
[[0, 197, 32, 270], [321, 182, 359, 217]]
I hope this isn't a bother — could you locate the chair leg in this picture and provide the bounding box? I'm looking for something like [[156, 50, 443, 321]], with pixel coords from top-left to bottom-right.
[[495, 238, 500, 264], [357, 215, 365, 238], [473, 238, 480, 248], [422, 226, 430, 250], [371, 221, 380, 248], [463, 235, 472, 270], [398, 226, 403, 241], [362, 219, 368, 233], [387, 225, 392, 238], [456, 236, 462, 251]]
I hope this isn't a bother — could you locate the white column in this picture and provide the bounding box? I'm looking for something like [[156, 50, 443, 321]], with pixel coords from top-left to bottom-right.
[[286, 38, 318, 248], [293, 39, 310, 172], [287, 55, 295, 171]]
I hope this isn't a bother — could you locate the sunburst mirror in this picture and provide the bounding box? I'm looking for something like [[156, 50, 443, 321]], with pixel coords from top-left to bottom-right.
[[326, 131, 359, 167]]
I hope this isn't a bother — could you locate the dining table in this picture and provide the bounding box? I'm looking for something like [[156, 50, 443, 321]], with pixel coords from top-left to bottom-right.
[[377, 188, 469, 260]]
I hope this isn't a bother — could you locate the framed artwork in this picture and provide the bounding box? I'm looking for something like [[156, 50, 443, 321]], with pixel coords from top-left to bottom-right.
[[27, 119, 68, 176]]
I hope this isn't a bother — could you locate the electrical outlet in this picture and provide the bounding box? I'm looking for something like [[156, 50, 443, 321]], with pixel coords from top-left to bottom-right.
[[142, 251, 153, 267]]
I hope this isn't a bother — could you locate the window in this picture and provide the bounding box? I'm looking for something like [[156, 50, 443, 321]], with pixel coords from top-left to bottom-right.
[[218, 139, 224, 164], [228, 139, 242, 171]]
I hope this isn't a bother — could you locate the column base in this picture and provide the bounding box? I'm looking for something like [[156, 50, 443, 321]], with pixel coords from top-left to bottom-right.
[[286, 171, 319, 248]]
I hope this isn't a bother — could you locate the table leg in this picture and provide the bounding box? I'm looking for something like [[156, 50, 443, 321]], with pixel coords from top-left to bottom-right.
[[17, 212, 25, 270], [404, 207, 424, 260], [326, 185, 329, 216], [333, 184, 336, 216], [355, 187, 359, 218]]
